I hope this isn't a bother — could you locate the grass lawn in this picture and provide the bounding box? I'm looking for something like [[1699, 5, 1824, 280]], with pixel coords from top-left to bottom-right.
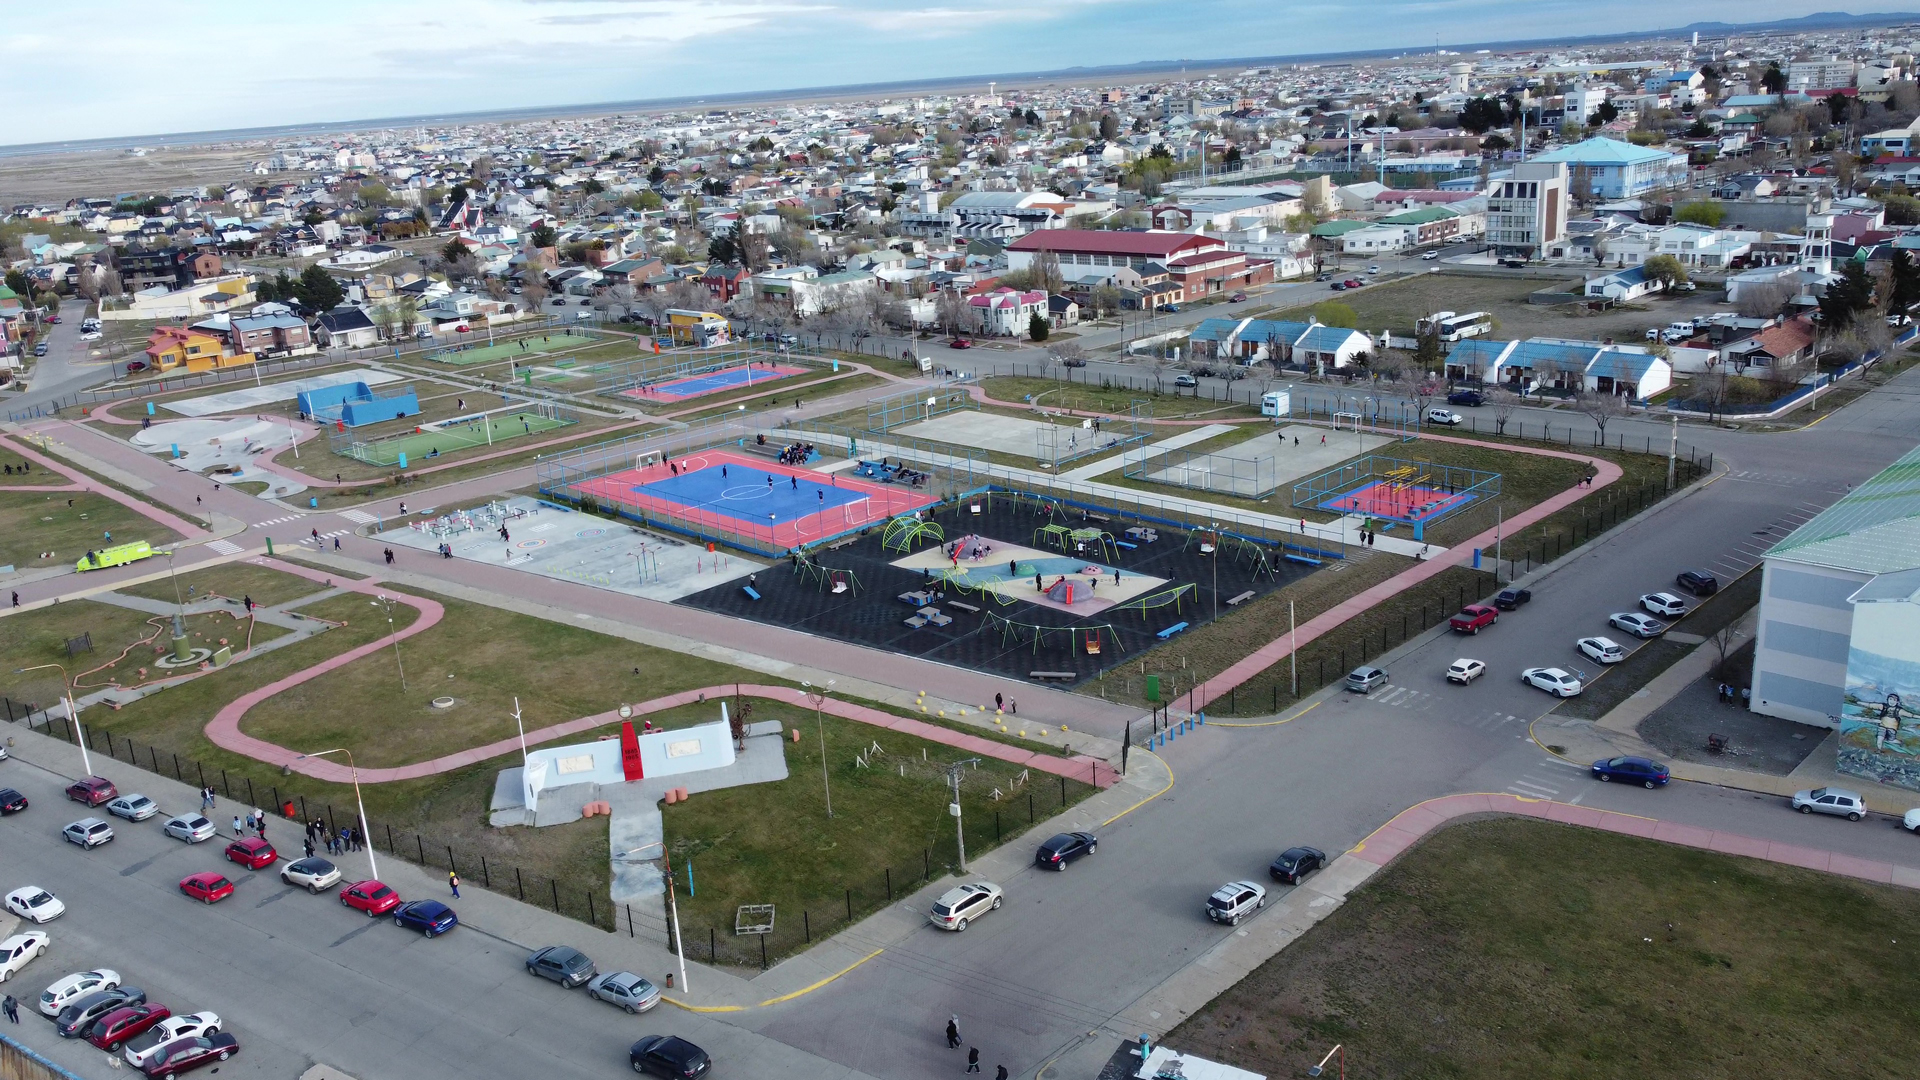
[[0, 598, 284, 704], [113, 561, 328, 610], [303, 422, 650, 509], [665, 700, 1097, 966], [1167, 817, 1920, 1080], [0, 490, 184, 572]]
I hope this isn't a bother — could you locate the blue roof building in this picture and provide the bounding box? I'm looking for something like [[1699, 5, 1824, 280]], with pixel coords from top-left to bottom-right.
[[1532, 137, 1688, 199]]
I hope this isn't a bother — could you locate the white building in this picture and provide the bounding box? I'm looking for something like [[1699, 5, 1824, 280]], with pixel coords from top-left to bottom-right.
[[1487, 161, 1568, 258], [1606, 223, 1754, 270], [966, 287, 1048, 336], [1787, 57, 1858, 91]]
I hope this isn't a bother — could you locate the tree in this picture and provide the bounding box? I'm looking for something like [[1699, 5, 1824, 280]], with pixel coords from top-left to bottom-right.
[[1575, 389, 1632, 444], [1686, 118, 1715, 139], [1736, 281, 1792, 319], [529, 225, 557, 250], [1488, 387, 1520, 435], [1480, 133, 1512, 153], [1046, 341, 1084, 367], [1674, 201, 1725, 227], [1890, 249, 1920, 316], [442, 239, 468, 264], [294, 265, 345, 311], [1819, 260, 1878, 330], [1028, 311, 1050, 342], [1412, 324, 1444, 375], [707, 228, 739, 265], [3, 269, 29, 297], [205, 184, 227, 201], [1881, 193, 1920, 226], [1642, 254, 1688, 289], [1098, 113, 1119, 141], [1593, 101, 1619, 125], [1761, 62, 1786, 96], [1410, 376, 1442, 423], [370, 304, 398, 341], [1693, 365, 1731, 422]]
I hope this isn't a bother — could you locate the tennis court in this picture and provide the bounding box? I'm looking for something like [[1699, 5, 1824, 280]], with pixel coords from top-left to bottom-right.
[[339, 410, 576, 466], [568, 449, 935, 548], [617, 363, 808, 401], [427, 332, 592, 366]]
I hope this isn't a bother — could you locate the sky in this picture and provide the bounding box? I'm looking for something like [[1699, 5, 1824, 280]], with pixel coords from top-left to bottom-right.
[[0, 0, 1851, 145]]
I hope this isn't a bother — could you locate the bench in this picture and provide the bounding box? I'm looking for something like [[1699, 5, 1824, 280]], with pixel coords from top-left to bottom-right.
[[1114, 540, 1138, 550], [1084, 512, 1111, 524], [1283, 553, 1322, 566], [947, 600, 981, 614], [927, 612, 953, 628], [742, 586, 761, 600], [1225, 590, 1256, 607], [904, 614, 929, 629], [1029, 671, 1076, 681], [1156, 622, 1190, 640]]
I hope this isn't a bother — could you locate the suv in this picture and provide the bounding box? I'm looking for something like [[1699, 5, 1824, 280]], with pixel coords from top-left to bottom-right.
[[67, 777, 118, 806], [1448, 604, 1499, 634], [1346, 666, 1388, 693], [1205, 881, 1266, 925], [1676, 569, 1718, 595], [928, 882, 1003, 931], [1173, 374, 1199, 388], [629, 1035, 710, 1079], [1792, 787, 1865, 820], [1425, 408, 1464, 426]]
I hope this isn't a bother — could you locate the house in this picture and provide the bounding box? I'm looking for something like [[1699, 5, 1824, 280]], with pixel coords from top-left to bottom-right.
[[1607, 223, 1754, 270], [603, 257, 666, 290], [748, 266, 878, 317], [143, 326, 254, 373], [700, 263, 752, 303], [226, 312, 313, 357], [1046, 294, 1080, 327], [318, 244, 401, 271], [1584, 265, 1662, 301], [967, 288, 1048, 337], [1293, 324, 1371, 372], [1006, 229, 1271, 299], [314, 306, 381, 348], [664, 309, 731, 347], [1725, 315, 1816, 371]]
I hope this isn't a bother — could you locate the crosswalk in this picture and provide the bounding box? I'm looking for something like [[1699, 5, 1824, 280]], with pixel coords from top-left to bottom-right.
[[340, 509, 378, 524], [205, 539, 243, 556], [255, 514, 302, 528], [1504, 757, 1591, 802], [1361, 683, 1531, 731]]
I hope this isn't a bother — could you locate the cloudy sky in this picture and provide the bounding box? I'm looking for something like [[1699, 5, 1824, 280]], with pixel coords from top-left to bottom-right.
[[0, 0, 1843, 145]]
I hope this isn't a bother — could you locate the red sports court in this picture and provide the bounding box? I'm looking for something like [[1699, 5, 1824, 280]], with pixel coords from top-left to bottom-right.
[[1321, 480, 1472, 522]]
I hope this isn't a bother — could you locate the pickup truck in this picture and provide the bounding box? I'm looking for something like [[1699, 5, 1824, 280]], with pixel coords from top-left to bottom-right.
[[1448, 604, 1499, 634]]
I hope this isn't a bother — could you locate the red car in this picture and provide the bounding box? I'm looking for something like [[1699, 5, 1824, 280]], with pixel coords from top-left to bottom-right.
[[340, 880, 401, 917], [88, 1003, 171, 1052], [143, 1032, 238, 1077], [223, 837, 276, 870], [66, 777, 118, 806], [178, 873, 234, 905], [949, 338, 973, 349], [1448, 604, 1500, 634]]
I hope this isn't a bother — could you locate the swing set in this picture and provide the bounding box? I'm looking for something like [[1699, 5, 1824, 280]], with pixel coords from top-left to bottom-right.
[[793, 551, 864, 596], [985, 613, 1125, 656]]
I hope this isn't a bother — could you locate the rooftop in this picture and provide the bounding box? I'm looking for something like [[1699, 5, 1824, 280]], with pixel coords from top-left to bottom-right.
[[1768, 443, 1920, 575]]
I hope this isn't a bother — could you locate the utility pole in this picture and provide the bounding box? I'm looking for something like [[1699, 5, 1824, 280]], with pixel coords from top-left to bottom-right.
[[942, 758, 981, 873], [1494, 504, 1504, 584], [1666, 412, 1678, 490], [1289, 600, 1298, 698]]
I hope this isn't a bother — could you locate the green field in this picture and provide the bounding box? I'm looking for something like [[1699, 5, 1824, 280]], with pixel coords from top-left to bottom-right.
[[425, 331, 596, 366], [1168, 817, 1920, 1080], [340, 410, 576, 467], [0, 490, 184, 573]]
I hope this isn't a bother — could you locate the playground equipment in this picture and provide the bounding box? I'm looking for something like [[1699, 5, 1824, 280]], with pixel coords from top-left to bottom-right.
[[1229, 534, 1281, 582], [881, 514, 945, 553], [985, 613, 1124, 656], [409, 499, 532, 543], [1115, 583, 1198, 617], [794, 550, 864, 596]]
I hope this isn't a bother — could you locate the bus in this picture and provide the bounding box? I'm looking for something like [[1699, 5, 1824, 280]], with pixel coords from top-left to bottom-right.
[[1415, 311, 1494, 343], [75, 541, 154, 572]]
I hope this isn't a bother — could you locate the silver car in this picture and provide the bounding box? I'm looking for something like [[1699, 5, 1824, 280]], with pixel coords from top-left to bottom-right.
[[586, 971, 662, 1013], [1609, 612, 1666, 639], [106, 794, 159, 821], [62, 818, 113, 848], [162, 814, 217, 843], [279, 857, 342, 893], [1792, 786, 1865, 821]]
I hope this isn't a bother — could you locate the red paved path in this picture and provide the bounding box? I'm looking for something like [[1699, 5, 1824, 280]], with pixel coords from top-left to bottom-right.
[[0, 433, 208, 538]]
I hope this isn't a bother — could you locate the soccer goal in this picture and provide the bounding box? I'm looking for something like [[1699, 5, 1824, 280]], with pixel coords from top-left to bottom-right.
[[1332, 412, 1364, 431]]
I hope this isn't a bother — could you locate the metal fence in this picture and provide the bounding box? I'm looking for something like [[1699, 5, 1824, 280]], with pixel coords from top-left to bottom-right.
[[1123, 445, 1281, 499], [594, 343, 830, 397]]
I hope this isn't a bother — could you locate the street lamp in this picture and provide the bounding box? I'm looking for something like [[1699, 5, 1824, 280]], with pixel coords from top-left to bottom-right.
[[286, 748, 377, 880], [164, 548, 185, 614], [1209, 521, 1221, 623], [1307, 1045, 1344, 1078], [16, 663, 91, 776], [802, 680, 835, 818], [368, 596, 407, 690]]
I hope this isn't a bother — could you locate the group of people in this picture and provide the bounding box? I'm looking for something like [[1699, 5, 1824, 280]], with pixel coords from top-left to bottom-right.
[[1, 460, 30, 476], [1717, 682, 1750, 706], [776, 442, 815, 466], [303, 816, 361, 858], [943, 1016, 1009, 1079], [233, 808, 271, 839]]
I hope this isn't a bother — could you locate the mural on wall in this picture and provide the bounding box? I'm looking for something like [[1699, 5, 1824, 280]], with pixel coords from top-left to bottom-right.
[[1837, 599, 1920, 791]]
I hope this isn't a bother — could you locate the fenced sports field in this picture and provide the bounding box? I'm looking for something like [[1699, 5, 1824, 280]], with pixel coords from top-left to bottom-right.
[[1291, 455, 1501, 540], [329, 402, 580, 466], [424, 329, 597, 366]]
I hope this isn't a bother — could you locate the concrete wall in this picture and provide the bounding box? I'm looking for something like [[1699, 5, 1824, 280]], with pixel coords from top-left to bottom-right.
[[339, 389, 419, 428], [1750, 558, 1865, 726]]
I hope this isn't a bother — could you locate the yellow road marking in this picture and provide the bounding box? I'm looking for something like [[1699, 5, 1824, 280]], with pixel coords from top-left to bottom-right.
[[1207, 700, 1322, 728], [1100, 751, 1172, 827]]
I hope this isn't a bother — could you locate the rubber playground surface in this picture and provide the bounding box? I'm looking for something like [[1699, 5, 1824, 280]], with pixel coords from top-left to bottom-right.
[[617, 363, 808, 401], [343, 411, 575, 466], [566, 449, 936, 548], [1317, 480, 1474, 523], [427, 333, 590, 366], [890, 538, 1166, 615]]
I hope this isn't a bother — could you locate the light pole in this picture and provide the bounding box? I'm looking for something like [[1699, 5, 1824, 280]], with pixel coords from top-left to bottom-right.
[[16, 663, 90, 776], [802, 680, 835, 818], [369, 596, 407, 690], [287, 748, 377, 880], [941, 757, 980, 872], [1307, 1044, 1344, 1079], [1209, 521, 1220, 623], [164, 548, 185, 613]]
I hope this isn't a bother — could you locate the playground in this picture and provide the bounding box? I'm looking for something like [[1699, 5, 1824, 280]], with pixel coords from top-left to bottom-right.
[[676, 492, 1318, 684], [616, 361, 809, 401], [1294, 455, 1502, 541], [565, 448, 937, 550]]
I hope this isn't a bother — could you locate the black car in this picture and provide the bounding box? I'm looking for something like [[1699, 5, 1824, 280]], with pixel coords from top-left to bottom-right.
[[630, 1035, 711, 1079], [0, 788, 26, 814], [55, 986, 145, 1038], [1676, 569, 1719, 595], [1035, 831, 1097, 870], [526, 945, 595, 987], [1269, 846, 1328, 884], [1446, 389, 1485, 407], [1493, 587, 1532, 611]]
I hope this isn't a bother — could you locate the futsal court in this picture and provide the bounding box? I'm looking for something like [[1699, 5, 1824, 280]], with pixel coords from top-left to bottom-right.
[[427, 333, 587, 366], [617, 362, 809, 401], [567, 448, 936, 548], [1318, 479, 1473, 523]]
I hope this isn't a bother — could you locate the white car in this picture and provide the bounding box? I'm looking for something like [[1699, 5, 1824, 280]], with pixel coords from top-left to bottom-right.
[[280, 856, 342, 893], [124, 1012, 222, 1069], [39, 969, 120, 1016], [1425, 408, 1464, 426], [106, 794, 159, 821], [1640, 592, 1687, 618], [1205, 880, 1267, 926], [1446, 658, 1486, 684], [0, 931, 50, 982], [5, 887, 65, 923], [161, 814, 217, 843], [929, 881, 1003, 931], [1366, 265, 1382, 274], [62, 817, 113, 848], [1903, 807, 1920, 833], [1522, 667, 1584, 697], [1578, 636, 1626, 664], [1421, 251, 1439, 260], [1609, 611, 1666, 639]]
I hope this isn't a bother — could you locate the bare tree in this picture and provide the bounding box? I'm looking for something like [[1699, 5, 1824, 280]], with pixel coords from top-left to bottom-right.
[[1410, 375, 1443, 424], [935, 290, 965, 336], [1694, 365, 1731, 422], [1487, 386, 1520, 435], [1574, 389, 1632, 446], [519, 278, 549, 313], [1736, 281, 1792, 320], [1045, 340, 1085, 368]]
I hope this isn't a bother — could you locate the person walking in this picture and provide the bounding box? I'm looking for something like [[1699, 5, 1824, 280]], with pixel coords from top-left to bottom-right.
[[304, 837, 315, 859], [3, 994, 18, 1023], [333, 536, 341, 550], [384, 547, 395, 565], [945, 1017, 960, 1049], [995, 1067, 1007, 1080], [232, 815, 244, 838], [9, 591, 16, 608], [967, 1048, 981, 1073], [449, 871, 461, 899]]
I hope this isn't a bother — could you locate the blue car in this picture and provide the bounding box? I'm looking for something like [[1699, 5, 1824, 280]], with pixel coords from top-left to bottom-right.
[[392, 899, 458, 936], [1591, 756, 1670, 788]]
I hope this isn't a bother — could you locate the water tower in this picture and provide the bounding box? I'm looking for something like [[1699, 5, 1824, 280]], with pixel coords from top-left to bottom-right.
[[1448, 62, 1474, 95]]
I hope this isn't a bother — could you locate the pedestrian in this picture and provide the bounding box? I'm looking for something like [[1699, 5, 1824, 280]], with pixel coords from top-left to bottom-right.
[[243, 595, 254, 612], [995, 693, 1004, 712], [449, 871, 461, 898], [9, 591, 15, 608], [968, 1048, 981, 1073], [304, 837, 315, 858], [768, 475, 774, 490], [946, 1017, 961, 1049], [1741, 687, 1750, 707], [232, 815, 244, 837], [722, 465, 728, 480], [1036, 572, 1043, 592], [196, 495, 202, 506], [1321, 434, 1326, 444], [2, 994, 17, 1023], [791, 474, 798, 490], [1009, 698, 1017, 715], [384, 547, 395, 564], [333, 536, 341, 550], [995, 1067, 1008, 1080]]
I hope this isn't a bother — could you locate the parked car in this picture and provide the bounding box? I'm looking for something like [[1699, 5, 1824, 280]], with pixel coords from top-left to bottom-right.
[[1448, 604, 1499, 634], [1425, 408, 1464, 426], [1640, 592, 1687, 617], [587, 971, 662, 1014], [66, 777, 118, 806], [88, 1003, 172, 1052], [105, 795, 158, 821], [1591, 756, 1670, 788], [45, 314, 60, 324], [1609, 612, 1666, 639], [1345, 666, 1388, 693], [1061, 356, 1086, 367], [1446, 658, 1486, 684], [393, 900, 458, 936], [1158, 303, 1180, 313], [33, 343, 48, 357], [1903, 807, 1920, 833], [178, 873, 234, 905], [123, 1013, 221, 1070], [1792, 786, 1865, 820], [929, 881, 1003, 931], [1229, 292, 1248, 303], [6, 887, 65, 923], [0, 932, 49, 983], [1343, 278, 1363, 288], [1269, 846, 1328, 884], [1205, 881, 1267, 925], [1330, 281, 1348, 291], [0, 788, 27, 814], [340, 880, 401, 917], [1173, 374, 1199, 388], [223, 837, 277, 870], [1521, 667, 1584, 697], [141, 1032, 239, 1077], [948, 338, 973, 349], [1493, 587, 1531, 611], [526, 945, 596, 987], [280, 856, 341, 893], [1676, 569, 1719, 595], [125, 361, 149, 373], [63, 818, 113, 848], [40, 970, 121, 1016], [55, 986, 145, 1038], [1035, 831, 1097, 870], [160, 814, 215, 843], [1577, 636, 1626, 664], [1447, 389, 1485, 406], [629, 1035, 711, 1079]]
